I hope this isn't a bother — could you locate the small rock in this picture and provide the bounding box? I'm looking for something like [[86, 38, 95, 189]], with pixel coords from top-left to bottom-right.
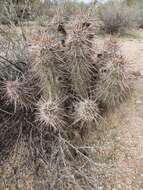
[[136, 100, 142, 104]]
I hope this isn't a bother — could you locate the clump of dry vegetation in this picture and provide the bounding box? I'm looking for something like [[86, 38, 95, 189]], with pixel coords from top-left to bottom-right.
[[97, 0, 138, 34], [0, 1, 133, 190]]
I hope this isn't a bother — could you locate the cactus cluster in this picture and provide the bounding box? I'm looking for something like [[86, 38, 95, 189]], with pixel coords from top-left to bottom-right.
[[0, 16, 131, 189]]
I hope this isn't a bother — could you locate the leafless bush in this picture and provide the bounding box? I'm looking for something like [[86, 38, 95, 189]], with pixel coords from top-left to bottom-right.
[[135, 4, 143, 28], [98, 1, 138, 34], [0, 1, 32, 26]]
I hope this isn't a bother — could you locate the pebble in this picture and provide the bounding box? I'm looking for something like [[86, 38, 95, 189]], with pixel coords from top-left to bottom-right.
[[136, 100, 142, 104]]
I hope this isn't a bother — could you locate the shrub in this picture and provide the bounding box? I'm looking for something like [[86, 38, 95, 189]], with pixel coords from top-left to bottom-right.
[[98, 1, 138, 34], [0, 1, 32, 25], [135, 3, 143, 28]]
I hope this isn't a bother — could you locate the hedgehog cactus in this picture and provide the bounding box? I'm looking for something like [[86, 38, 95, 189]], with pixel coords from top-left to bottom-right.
[[37, 97, 66, 130], [0, 61, 43, 160], [37, 41, 68, 99], [73, 98, 99, 130], [65, 18, 97, 99], [95, 39, 131, 109], [2, 72, 42, 110]]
